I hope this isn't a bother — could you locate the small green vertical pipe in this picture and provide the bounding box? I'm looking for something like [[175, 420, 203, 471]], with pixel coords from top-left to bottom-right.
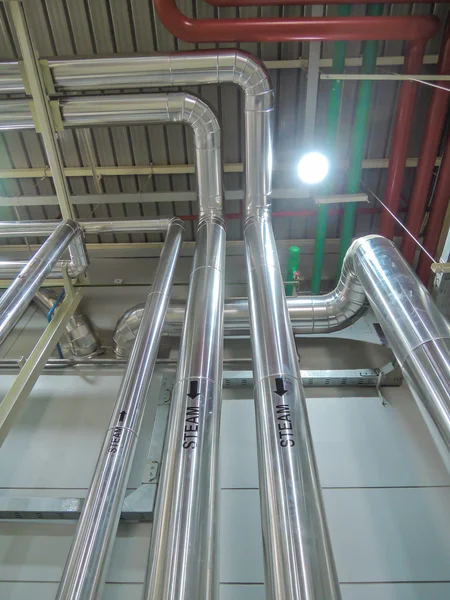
[[311, 4, 351, 294], [336, 4, 383, 276], [285, 245, 300, 296]]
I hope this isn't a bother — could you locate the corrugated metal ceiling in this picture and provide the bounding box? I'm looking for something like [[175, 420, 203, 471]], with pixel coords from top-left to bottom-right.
[[0, 0, 448, 246]]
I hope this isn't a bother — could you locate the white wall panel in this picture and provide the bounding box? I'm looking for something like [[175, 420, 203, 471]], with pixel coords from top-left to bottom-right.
[[220, 396, 450, 489]]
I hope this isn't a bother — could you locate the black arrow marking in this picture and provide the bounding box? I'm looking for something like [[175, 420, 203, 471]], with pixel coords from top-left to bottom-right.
[[187, 380, 200, 400], [274, 377, 287, 397], [119, 410, 127, 423]]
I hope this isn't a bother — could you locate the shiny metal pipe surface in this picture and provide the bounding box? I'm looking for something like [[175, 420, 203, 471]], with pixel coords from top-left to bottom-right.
[[0, 260, 73, 279], [55, 218, 184, 600], [0, 218, 170, 236], [112, 269, 366, 356], [351, 235, 450, 452], [143, 216, 226, 600], [0, 220, 80, 347], [245, 211, 341, 600], [34, 289, 101, 358], [61, 94, 221, 218]]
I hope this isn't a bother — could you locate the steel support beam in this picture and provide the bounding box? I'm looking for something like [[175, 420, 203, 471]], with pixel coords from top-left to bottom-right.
[[0, 290, 82, 446], [0, 156, 440, 183], [7, 1, 74, 220]]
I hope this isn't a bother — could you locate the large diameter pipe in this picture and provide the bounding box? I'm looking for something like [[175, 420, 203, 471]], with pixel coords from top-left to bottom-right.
[[112, 268, 366, 357], [0, 220, 80, 346], [153, 0, 438, 43], [416, 133, 450, 283], [379, 41, 427, 239], [245, 211, 341, 599], [55, 218, 184, 600], [0, 218, 170, 236], [143, 216, 226, 600], [153, 0, 439, 43], [402, 16, 450, 264], [351, 235, 450, 455], [207, 0, 444, 4]]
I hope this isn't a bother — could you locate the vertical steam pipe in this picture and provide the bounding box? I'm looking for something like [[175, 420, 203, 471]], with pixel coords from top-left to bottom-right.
[[242, 58, 341, 598], [0, 220, 81, 346], [143, 216, 226, 600], [56, 218, 184, 600]]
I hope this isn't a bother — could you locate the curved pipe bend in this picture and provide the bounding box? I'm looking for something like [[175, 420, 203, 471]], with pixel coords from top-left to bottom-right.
[[153, 0, 439, 43], [112, 250, 367, 357]]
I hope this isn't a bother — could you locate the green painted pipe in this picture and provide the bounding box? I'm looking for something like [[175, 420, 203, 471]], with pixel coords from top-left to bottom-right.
[[311, 4, 351, 294], [337, 4, 383, 276], [285, 245, 300, 296]]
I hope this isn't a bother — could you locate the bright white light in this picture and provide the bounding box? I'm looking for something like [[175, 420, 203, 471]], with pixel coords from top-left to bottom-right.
[[297, 152, 329, 185]]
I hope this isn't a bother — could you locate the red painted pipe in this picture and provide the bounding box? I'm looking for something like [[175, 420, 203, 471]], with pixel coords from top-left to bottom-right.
[[154, 0, 439, 43], [378, 41, 427, 240], [416, 134, 450, 284], [206, 0, 444, 5], [401, 18, 450, 265]]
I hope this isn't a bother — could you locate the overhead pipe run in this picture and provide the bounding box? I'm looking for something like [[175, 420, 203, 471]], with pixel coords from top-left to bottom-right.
[[112, 267, 367, 357], [0, 218, 169, 280], [402, 16, 450, 265], [153, 0, 438, 43], [351, 235, 450, 460], [0, 220, 86, 346], [417, 132, 450, 284], [56, 219, 184, 600]]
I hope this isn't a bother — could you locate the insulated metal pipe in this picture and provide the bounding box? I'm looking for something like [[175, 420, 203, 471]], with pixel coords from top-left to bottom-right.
[[55, 218, 184, 600], [0, 220, 81, 346], [112, 269, 366, 357], [245, 210, 341, 599], [351, 235, 450, 454], [153, 0, 438, 43], [0, 218, 170, 236], [402, 16, 450, 264], [143, 216, 226, 600]]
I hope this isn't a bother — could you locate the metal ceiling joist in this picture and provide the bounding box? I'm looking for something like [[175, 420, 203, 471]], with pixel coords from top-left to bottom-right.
[[7, 1, 74, 220], [0, 156, 441, 181], [265, 54, 438, 70]]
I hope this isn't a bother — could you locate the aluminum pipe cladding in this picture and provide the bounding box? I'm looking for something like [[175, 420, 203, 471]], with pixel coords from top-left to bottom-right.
[[349, 235, 450, 455], [244, 211, 341, 599], [56, 218, 184, 600], [0, 220, 82, 346], [143, 216, 226, 600]]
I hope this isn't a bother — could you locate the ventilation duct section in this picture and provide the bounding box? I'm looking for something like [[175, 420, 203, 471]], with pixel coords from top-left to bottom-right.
[[33, 289, 101, 358]]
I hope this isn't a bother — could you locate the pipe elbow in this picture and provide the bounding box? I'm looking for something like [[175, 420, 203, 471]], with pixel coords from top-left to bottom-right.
[[180, 93, 221, 150], [112, 303, 144, 358]]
